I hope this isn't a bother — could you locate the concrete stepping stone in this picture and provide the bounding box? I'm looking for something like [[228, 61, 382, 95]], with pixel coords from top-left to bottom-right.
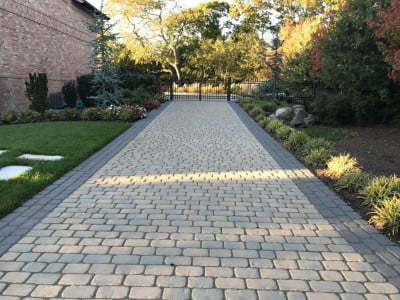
[[18, 154, 63, 161], [0, 166, 33, 180]]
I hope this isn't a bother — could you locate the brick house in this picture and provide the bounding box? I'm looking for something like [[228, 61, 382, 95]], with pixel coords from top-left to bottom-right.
[[0, 0, 102, 112]]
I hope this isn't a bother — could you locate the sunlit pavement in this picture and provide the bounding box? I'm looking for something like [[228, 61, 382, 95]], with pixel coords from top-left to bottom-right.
[[0, 102, 399, 299]]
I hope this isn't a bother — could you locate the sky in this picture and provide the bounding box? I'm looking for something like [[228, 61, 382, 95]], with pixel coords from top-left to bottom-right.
[[87, 0, 211, 10]]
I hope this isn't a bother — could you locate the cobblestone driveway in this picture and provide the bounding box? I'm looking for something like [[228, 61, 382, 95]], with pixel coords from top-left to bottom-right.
[[0, 102, 400, 299]]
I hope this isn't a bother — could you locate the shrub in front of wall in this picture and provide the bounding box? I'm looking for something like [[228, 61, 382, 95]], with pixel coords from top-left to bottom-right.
[[284, 131, 310, 153], [303, 138, 332, 155], [304, 148, 333, 168], [81, 108, 101, 121], [0, 111, 19, 124], [77, 74, 96, 107], [276, 126, 294, 141], [25, 72, 49, 113], [18, 110, 42, 123], [361, 175, 400, 207], [62, 81, 78, 108], [266, 118, 284, 134], [335, 171, 371, 194], [325, 154, 360, 178], [370, 196, 400, 237], [64, 108, 81, 121], [43, 109, 64, 121]]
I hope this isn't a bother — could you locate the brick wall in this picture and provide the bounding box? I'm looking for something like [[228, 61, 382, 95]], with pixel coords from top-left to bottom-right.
[[0, 0, 96, 112]]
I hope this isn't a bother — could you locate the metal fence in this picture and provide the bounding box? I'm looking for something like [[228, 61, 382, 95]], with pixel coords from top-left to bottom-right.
[[163, 79, 317, 104]]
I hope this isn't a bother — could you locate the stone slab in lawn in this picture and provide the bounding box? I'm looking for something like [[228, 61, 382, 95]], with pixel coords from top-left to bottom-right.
[[18, 154, 64, 161], [0, 166, 33, 181], [0, 150, 7, 155]]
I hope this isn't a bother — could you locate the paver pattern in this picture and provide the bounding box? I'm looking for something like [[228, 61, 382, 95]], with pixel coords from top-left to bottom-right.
[[0, 102, 400, 299]]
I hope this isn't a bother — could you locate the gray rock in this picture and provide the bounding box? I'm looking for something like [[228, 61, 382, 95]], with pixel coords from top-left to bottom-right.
[[290, 105, 307, 127], [304, 114, 315, 126], [275, 107, 294, 122]]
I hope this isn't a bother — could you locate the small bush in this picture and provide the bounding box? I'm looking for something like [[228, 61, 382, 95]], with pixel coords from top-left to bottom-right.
[[99, 106, 120, 121], [244, 103, 255, 112], [361, 175, 400, 207], [261, 101, 279, 113], [0, 111, 19, 124], [43, 109, 64, 121], [64, 108, 81, 121], [266, 118, 284, 134], [284, 131, 310, 152], [276, 126, 294, 141], [18, 110, 42, 123], [81, 108, 101, 121], [25, 72, 49, 113], [370, 196, 400, 236], [303, 138, 332, 155], [249, 107, 264, 119], [326, 154, 359, 178], [143, 99, 161, 110], [123, 87, 153, 105], [118, 105, 146, 122], [62, 81, 78, 108], [335, 171, 371, 193], [304, 148, 333, 168], [77, 74, 96, 107], [259, 118, 270, 129]]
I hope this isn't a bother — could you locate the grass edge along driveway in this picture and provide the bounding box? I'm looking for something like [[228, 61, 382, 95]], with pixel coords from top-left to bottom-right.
[[0, 121, 131, 218]]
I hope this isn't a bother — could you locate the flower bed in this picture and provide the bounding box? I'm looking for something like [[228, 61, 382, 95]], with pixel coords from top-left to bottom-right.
[[0, 104, 152, 125], [241, 101, 400, 239]]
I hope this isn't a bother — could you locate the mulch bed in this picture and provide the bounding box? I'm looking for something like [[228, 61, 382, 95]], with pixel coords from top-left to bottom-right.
[[334, 126, 400, 177]]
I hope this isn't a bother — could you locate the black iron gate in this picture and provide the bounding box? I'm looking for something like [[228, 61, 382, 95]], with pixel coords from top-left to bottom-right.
[[166, 80, 233, 102], [164, 79, 316, 104]]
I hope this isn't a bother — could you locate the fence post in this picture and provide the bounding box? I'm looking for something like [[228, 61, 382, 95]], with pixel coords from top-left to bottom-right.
[[199, 81, 202, 101], [227, 78, 232, 102], [169, 79, 174, 101]]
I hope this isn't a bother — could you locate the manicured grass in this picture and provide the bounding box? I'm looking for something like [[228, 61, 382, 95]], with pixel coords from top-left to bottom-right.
[[300, 126, 351, 142], [0, 121, 131, 217]]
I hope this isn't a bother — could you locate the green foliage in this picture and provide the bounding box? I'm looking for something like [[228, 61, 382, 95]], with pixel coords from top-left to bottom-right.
[[303, 138, 332, 154], [88, 11, 123, 107], [370, 196, 400, 236], [18, 111, 42, 123], [249, 107, 265, 119], [361, 175, 400, 207], [276, 125, 294, 141], [77, 74, 96, 107], [326, 154, 359, 178], [25, 73, 49, 113], [284, 131, 310, 152], [261, 101, 279, 113], [123, 87, 153, 105], [43, 110, 63, 122], [300, 125, 350, 142], [64, 108, 81, 121], [62, 81, 78, 108], [266, 118, 285, 134], [259, 118, 270, 129], [304, 148, 332, 168], [81, 108, 101, 121], [0, 111, 19, 124], [335, 171, 371, 193]]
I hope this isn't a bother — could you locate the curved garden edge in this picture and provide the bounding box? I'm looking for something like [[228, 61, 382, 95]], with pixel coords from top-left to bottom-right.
[[239, 100, 400, 243]]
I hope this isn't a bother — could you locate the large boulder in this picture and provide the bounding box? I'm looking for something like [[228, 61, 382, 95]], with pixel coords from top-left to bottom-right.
[[275, 107, 294, 122], [290, 105, 307, 127], [304, 114, 315, 126]]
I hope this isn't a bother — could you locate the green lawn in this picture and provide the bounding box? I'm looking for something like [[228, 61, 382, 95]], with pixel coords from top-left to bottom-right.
[[0, 121, 131, 217], [300, 126, 351, 142]]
